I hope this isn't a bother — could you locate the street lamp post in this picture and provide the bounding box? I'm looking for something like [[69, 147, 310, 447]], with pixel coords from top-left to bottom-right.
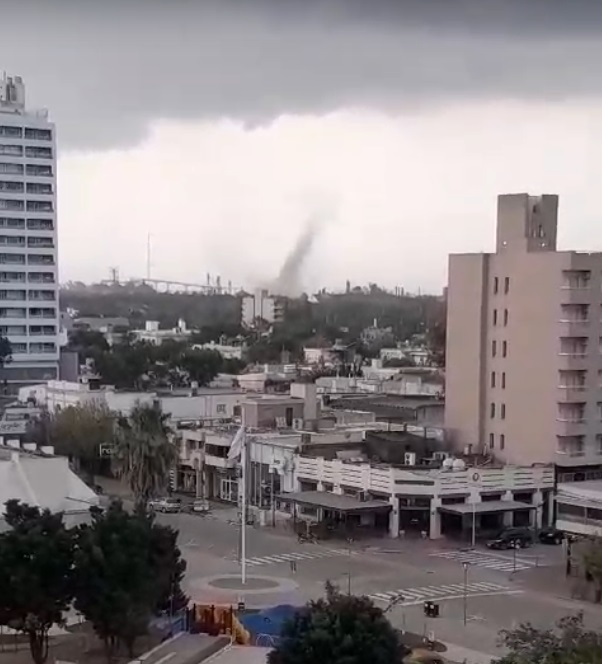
[[462, 562, 469, 626]]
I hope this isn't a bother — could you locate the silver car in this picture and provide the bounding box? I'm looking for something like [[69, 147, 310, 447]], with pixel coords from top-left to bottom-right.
[[149, 497, 181, 513]]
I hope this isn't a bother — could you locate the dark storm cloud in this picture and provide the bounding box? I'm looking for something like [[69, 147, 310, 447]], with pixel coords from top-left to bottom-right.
[[2, 0, 602, 149]]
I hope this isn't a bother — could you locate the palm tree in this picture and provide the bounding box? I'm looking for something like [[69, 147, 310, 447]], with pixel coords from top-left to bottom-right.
[[114, 402, 177, 509]]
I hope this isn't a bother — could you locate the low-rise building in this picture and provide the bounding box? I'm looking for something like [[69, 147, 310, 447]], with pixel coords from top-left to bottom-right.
[[132, 319, 192, 345], [194, 340, 246, 360], [293, 456, 554, 539], [0, 444, 100, 529], [556, 480, 602, 537]]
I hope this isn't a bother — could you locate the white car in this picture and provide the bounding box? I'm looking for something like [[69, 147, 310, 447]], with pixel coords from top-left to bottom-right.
[[148, 497, 182, 513], [190, 499, 210, 514]]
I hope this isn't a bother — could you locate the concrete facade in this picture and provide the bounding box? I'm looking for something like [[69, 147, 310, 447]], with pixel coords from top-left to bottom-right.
[[0, 74, 60, 386], [446, 193, 602, 466]]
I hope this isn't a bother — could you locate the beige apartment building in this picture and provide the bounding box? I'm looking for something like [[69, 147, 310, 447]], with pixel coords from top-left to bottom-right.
[[446, 193, 602, 469]]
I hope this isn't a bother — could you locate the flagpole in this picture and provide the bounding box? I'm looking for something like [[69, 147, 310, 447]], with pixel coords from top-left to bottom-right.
[[241, 429, 247, 585]]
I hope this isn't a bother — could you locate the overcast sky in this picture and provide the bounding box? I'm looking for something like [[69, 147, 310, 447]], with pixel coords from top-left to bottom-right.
[[3, 0, 602, 293]]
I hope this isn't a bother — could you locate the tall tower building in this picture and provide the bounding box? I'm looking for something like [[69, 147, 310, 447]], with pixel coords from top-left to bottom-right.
[[0, 74, 59, 387], [445, 193, 602, 474]]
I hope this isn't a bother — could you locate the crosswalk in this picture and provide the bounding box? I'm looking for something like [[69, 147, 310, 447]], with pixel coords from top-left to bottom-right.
[[242, 547, 354, 567], [429, 549, 535, 572], [369, 581, 518, 606]]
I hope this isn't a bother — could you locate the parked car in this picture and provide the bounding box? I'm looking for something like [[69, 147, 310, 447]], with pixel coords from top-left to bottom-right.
[[486, 527, 533, 550], [538, 527, 565, 545], [148, 497, 182, 513], [190, 499, 210, 514]]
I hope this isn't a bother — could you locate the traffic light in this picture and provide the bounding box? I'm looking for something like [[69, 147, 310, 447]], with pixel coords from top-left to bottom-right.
[[423, 601, 439, 618]]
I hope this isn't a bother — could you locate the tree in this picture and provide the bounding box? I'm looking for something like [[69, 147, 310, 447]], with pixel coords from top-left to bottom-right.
[[150, 521, 188, 614], [268, 582, 406, 664], [41, 403, 115, 482], [0, 335, 12, 368], [497, 613, 602, 664], [113, 403, 177, 509], [582, 537, 602, 603], [73, 502, 177, 662], [0, 500, 74, 664], [179, 349, 222, 385]]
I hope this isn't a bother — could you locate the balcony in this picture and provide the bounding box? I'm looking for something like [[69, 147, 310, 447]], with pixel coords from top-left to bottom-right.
[[204, 453, 236, 469], [556, 435, 585, 457], [558, 385, 588, 402], [557, 419, 587, 436]]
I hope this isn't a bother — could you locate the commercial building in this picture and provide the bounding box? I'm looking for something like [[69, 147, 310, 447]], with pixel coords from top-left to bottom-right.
[[0, 74, 59, 387], [241, 289, 284, 327], [446, 193, 602, 468]]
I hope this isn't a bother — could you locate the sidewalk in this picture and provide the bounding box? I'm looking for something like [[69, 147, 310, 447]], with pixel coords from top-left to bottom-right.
[[443, 642, 496, 664]]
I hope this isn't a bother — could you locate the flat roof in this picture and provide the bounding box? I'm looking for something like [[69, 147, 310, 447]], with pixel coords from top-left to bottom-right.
[[438, 500, 535, 515], [278, 490, 391, 513]]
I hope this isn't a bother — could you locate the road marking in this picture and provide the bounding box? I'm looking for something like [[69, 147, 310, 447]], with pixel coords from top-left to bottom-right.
[[429, 549, 535, 571], [240, 548, 355, 567], [369, 582, 520, 606]]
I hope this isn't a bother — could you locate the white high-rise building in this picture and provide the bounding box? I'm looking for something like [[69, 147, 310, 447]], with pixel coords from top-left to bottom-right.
[[0, 74, 59, 387]]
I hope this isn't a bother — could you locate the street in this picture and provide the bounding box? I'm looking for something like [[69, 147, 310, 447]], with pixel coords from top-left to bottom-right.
[[156, 507, 602, 659]]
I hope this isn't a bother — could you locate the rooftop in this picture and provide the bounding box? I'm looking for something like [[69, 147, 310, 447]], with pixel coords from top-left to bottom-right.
[[279, 490, 391, 513]]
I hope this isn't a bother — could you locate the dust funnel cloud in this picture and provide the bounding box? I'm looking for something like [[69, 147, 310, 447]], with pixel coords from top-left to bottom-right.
[[272, 217, 322, 297]]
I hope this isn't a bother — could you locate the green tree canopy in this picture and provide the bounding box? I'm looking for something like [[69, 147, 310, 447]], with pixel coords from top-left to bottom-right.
[[34, 403, 115, 481], [269, 582, 406, 664], [0, 500, 75, 664], [498, 613, 602, 664], [114, 403, 177, 509], [73, 502, 186, 662]]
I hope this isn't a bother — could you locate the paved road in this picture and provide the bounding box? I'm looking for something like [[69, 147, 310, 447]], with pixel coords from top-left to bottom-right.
[[155, 509, 602, 659]]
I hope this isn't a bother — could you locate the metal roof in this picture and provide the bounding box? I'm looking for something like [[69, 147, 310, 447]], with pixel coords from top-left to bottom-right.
[[278, 490, 391, 513], [438, 500, 535, 515]]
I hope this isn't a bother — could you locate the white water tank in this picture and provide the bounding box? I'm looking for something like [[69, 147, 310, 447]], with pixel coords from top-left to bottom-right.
[[442, 457, 454, 470], [452, 458, 466, 471], [22, 443, 37, 452]]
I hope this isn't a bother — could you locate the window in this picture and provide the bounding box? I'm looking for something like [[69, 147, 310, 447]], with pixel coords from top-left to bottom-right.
[[27, 254, 54, 265], [503, 309, 508, 326], [25, 146, 52, 159], [27, 219, 53, 231], [10, 342, 26, 353], [0, 200, 24, 211], [26, 201, 53, 212], [29, 342, 56, 353], [491, 371, 496, 388], [493, 309, 498, 326], [0, 253, 25, 265], [0, 307, 26, 318], [29, 325, 56, 336], [27, 237, 54, 248], [24, 128, 51, 141], [28, 290, 55, 301], [0, 126, 22, 138], [502, 372, 506, 389], [0, 235, 24, 247], [502, 340, 507, 357], [597, 435, 602, 454], [29, 307, 55, 319], [216, 404, 226, 414], [504, 277, 510, 294], [492, 340, 497, 357], [493, 277, 499, 294], [0, 272, 25, 283], [26, 164, 52, 177], [26, 183, 52, 195], [0, 181, 23, 192], [0, 145, 23, 156], [0, 290, 25, 301], [489, 433, 495, 449], [0, 163, 23, 175], [0, 218, 25, 229], [0, 325, 26, 335], [500, 434, 505, 450], [28, 272, 54, 284], [501, 403, 506, 419], [490, 402, 495, 418]]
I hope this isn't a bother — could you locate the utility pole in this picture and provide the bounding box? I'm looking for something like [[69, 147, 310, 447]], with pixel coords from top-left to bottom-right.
[[463, 562, 469, 625]]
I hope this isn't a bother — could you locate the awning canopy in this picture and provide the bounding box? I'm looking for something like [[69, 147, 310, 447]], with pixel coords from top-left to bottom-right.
[[438, 500, 535, 516], [278, 491, 391, 514]]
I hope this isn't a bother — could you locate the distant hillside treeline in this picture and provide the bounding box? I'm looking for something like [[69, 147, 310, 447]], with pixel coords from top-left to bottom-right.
[[59, 283, 445, 344]]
